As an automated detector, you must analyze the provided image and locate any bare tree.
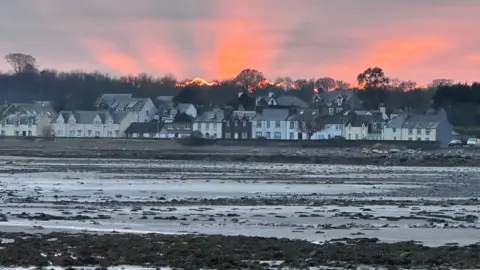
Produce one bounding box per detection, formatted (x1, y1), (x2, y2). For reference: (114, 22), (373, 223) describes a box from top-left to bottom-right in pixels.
(159, 73), (177, 86)
(315, 77), (336, 92)
(5, 53), (37, 74)
(40, 124), (53, 137)
(335, 80), (350, 90)
(299, 116), (325, 140)
(234, 69), (266, 92)
(399, 80), (417, 91)
(429, 79), (454, 89)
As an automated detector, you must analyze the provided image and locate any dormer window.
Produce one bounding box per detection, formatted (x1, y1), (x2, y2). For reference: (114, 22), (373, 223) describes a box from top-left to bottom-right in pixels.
(95, 120), (101, 125)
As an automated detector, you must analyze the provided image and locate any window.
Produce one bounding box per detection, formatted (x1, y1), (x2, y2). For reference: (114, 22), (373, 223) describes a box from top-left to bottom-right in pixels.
(88, 130), (92, 136)
(242, 132), (248, 139)
(290, 121), (295, 129)
(256, 121), (262, 128)
(275, 121), (281, 128)
(289, 132), (294, 140)
(225, 132), (231, 138)
(27, 131), (32, 136)
(408, 128), (413, 135)
(243, 121), (247, 127)
(213, 124), (217, 130)
(417, 137), (421, 141)
(426, 128), (431, 135)
(329, 108), (334, 115)
(77, 130), (82, 136)
(213, 133), (217, 138)
(107, 131), (112, 137)
(226, 121), (230, 127)
(328, 134), (331, 139)
(425, 137), (430, 141)
(348, 134), (351, 140)
(393, 136), (396, 140)
(146, 110), (149, 116)
(266, 121), (271, 128)
(274, 132), (281, 139)
(320, 134), (324, 139)
(355, 134), (359, 140)
(266, 132), (271, 139)
(417, 128), (421, 135)
(115, 130), (119, 136)
(392, 128), (396, 132)
(0, 130), (4, 136)
(206, 123), (209, 129)
(408, 137), (412, 141)
(336, 124), (341, 130)
(95, 131), (100, 137)
(235, 121), (238, 126)
(69, 130), (74, 137)
(256, 131), (262, 138)
(336, 108), (342, 113)
(57, 130), (63, 136)
(95, 120), (101, 125)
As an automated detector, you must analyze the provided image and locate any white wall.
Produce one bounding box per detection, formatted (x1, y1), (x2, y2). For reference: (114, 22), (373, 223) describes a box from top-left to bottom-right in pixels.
(193, 122), (222, 138)
(252, 120), (288, 139)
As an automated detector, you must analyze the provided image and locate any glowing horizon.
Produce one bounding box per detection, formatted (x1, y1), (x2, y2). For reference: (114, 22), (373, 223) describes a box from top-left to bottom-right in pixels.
(1, 0), (479, 85)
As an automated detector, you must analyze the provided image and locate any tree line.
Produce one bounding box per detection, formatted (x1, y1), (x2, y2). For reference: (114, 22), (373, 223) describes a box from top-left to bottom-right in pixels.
(1, 53), (478, 127)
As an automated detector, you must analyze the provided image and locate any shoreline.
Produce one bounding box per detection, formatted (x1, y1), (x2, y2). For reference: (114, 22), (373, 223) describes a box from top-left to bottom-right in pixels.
(0, 147), (476, 167)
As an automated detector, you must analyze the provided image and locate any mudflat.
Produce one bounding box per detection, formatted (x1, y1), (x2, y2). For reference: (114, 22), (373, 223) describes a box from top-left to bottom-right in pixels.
(0, 157), (479, 269)
(0, 138), (478, 166)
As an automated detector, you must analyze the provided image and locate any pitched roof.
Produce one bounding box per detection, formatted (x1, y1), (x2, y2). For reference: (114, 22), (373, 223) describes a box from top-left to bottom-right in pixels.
(287, 109), (320, 121)
(177, 103), (194, 113)
(96, 93), (150, 111)
(125, 122), (162, 134)
(253, 108), (290, 121)
(276, 95), (309, 108)
(195, 109), (224, 122)
(58, 110), (127, 124)
(317, 90), (355, 105)
(11, 101), (56, 118)
(403, 114), (441, 129)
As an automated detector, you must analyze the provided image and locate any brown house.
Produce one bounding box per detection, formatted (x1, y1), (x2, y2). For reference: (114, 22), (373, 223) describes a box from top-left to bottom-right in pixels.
(222, 110), (256, 139)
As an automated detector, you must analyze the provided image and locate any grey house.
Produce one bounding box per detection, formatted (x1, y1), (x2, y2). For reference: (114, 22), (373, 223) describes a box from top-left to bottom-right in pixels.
(383, 109), (453, 147)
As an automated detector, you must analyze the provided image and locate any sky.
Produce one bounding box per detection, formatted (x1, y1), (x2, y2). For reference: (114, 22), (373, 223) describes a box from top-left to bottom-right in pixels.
(0, 0), (479, 85)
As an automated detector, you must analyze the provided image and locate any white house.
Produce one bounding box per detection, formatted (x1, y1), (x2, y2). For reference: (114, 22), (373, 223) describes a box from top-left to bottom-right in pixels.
(252, 108), (290, 139)
(193, 109), (224, 138)
(156, 95), (197, 123)
(53, 110), (133, 138)
(0, 101), (56, 137)
(94, 94), (157, 123)
(311, 115), (344, 140)
(382, 109), (452, 146)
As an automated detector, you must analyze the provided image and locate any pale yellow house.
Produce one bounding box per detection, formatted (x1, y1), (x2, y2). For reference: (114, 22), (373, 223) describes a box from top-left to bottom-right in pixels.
(343, 112), (384, 140)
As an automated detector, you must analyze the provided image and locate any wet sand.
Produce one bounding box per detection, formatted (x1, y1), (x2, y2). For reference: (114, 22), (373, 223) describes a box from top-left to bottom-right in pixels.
(0, 157), (479, 268)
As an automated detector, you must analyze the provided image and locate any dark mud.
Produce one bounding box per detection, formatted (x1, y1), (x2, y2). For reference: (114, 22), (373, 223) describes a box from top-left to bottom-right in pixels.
(0, 232), (479, 269)
(0, 147), (478, 167)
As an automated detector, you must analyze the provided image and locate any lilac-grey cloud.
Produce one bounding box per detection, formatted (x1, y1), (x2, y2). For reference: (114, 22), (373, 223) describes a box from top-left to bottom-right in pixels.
(0, 0), (478, 84)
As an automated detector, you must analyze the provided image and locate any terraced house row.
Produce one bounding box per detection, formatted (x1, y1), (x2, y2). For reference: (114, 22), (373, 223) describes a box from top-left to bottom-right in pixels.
(0, 91), (453, 146)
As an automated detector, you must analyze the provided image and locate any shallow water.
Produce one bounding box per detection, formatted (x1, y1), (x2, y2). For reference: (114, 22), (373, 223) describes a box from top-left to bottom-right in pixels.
(0, 156), (478, 247)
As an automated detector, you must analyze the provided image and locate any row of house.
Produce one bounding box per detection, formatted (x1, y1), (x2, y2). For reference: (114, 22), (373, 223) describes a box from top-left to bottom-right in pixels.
(0, 90), (453, 146)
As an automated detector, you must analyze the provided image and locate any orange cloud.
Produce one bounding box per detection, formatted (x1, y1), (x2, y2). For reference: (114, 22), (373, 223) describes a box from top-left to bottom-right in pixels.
(81, 37), (140, 75)
(370, 38), (450, 68)
(467, 54), (480, 62)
